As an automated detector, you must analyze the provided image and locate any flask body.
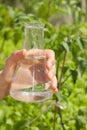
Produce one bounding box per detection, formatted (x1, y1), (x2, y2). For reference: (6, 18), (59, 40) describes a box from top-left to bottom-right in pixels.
(10, 23), (52, 102)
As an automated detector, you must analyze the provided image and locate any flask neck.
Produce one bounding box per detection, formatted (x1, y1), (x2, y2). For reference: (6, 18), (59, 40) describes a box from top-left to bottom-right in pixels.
(23, 23), (44, 50)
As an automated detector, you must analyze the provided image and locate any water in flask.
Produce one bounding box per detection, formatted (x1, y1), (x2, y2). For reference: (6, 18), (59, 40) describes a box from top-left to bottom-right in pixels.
(10, 55), (52, 102)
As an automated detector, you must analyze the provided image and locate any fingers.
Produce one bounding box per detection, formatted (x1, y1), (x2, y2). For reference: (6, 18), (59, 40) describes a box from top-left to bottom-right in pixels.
(45, 49), (55, 70)
(45, 49), (58, 93)
(47, 65), (58, 93)
(45, 49), (55, 58)
(46, 64), (56, 80)
(51, 76), (58, 93)
(6, 49), (26, 67)
(2, 49), (27, 82)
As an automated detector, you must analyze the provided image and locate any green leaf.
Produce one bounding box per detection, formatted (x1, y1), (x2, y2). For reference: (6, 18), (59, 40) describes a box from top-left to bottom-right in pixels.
(62, 41), (70, 52)
(76, 38), (84, 51)
(78, 58), (87, 75)
(63, 66), (69, 75)
(70, 69), (78, 84)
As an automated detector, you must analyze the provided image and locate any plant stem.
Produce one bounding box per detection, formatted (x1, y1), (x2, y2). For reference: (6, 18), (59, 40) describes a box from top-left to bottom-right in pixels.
(58, 51), (67, 89)
(46, 0), (51, 20)
(53, 97), (58, 130)
(53, 50), (67, 130)
(58, 108), (65, 130)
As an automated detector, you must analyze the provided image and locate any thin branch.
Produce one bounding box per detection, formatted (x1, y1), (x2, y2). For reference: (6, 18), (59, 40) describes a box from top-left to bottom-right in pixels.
(46, 0), (51, 20)
(57, 51), (67, 130)
(61, 73), (71, 86)
(54, 50), (67, 130)
(53, 97), (58, 130)
(58, 108), (65, 130)
(56, 57), (59, 80)
(53, 94), (66, 130)
(58, 51), (67, 89)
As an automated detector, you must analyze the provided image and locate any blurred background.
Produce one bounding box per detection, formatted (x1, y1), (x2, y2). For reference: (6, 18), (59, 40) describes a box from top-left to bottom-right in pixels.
(0, 0), (87, 130)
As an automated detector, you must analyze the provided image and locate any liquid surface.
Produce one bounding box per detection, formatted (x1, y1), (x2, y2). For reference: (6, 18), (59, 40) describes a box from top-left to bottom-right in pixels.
(10, 55), (52, 102)
(10, 90), (52, 102)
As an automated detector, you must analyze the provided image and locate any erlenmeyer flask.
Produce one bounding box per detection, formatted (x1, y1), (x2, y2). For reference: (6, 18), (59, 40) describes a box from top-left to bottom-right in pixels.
(10, 23), (53, 102)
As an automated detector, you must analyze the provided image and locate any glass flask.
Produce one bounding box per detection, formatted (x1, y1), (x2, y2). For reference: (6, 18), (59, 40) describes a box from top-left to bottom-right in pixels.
(10, 23), (53, 102)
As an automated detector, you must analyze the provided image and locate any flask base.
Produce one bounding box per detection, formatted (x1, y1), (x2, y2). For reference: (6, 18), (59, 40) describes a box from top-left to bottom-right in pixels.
(10, 90), (53, 103)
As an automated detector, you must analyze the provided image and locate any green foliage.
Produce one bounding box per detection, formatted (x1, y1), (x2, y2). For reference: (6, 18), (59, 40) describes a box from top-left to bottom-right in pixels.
(0, 0), (87, 130)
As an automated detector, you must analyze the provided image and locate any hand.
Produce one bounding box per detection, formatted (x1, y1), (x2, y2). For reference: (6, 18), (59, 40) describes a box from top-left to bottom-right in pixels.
(0, 49), (26, 99)
(0, 49), (58, 99)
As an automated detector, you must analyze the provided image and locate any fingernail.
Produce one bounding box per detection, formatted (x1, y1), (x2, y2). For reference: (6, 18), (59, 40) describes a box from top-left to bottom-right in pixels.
(52, 87), (58, 93)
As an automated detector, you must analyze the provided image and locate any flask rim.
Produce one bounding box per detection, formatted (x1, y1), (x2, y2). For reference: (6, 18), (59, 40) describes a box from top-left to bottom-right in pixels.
(24, 23), (44, 29)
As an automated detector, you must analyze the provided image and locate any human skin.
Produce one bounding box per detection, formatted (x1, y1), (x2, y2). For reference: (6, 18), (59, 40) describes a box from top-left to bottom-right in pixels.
(0, 49), (58, 100)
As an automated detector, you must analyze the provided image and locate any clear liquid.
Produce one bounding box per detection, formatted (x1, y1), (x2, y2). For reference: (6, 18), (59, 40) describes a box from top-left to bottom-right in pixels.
(10, 55), (52, 102)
